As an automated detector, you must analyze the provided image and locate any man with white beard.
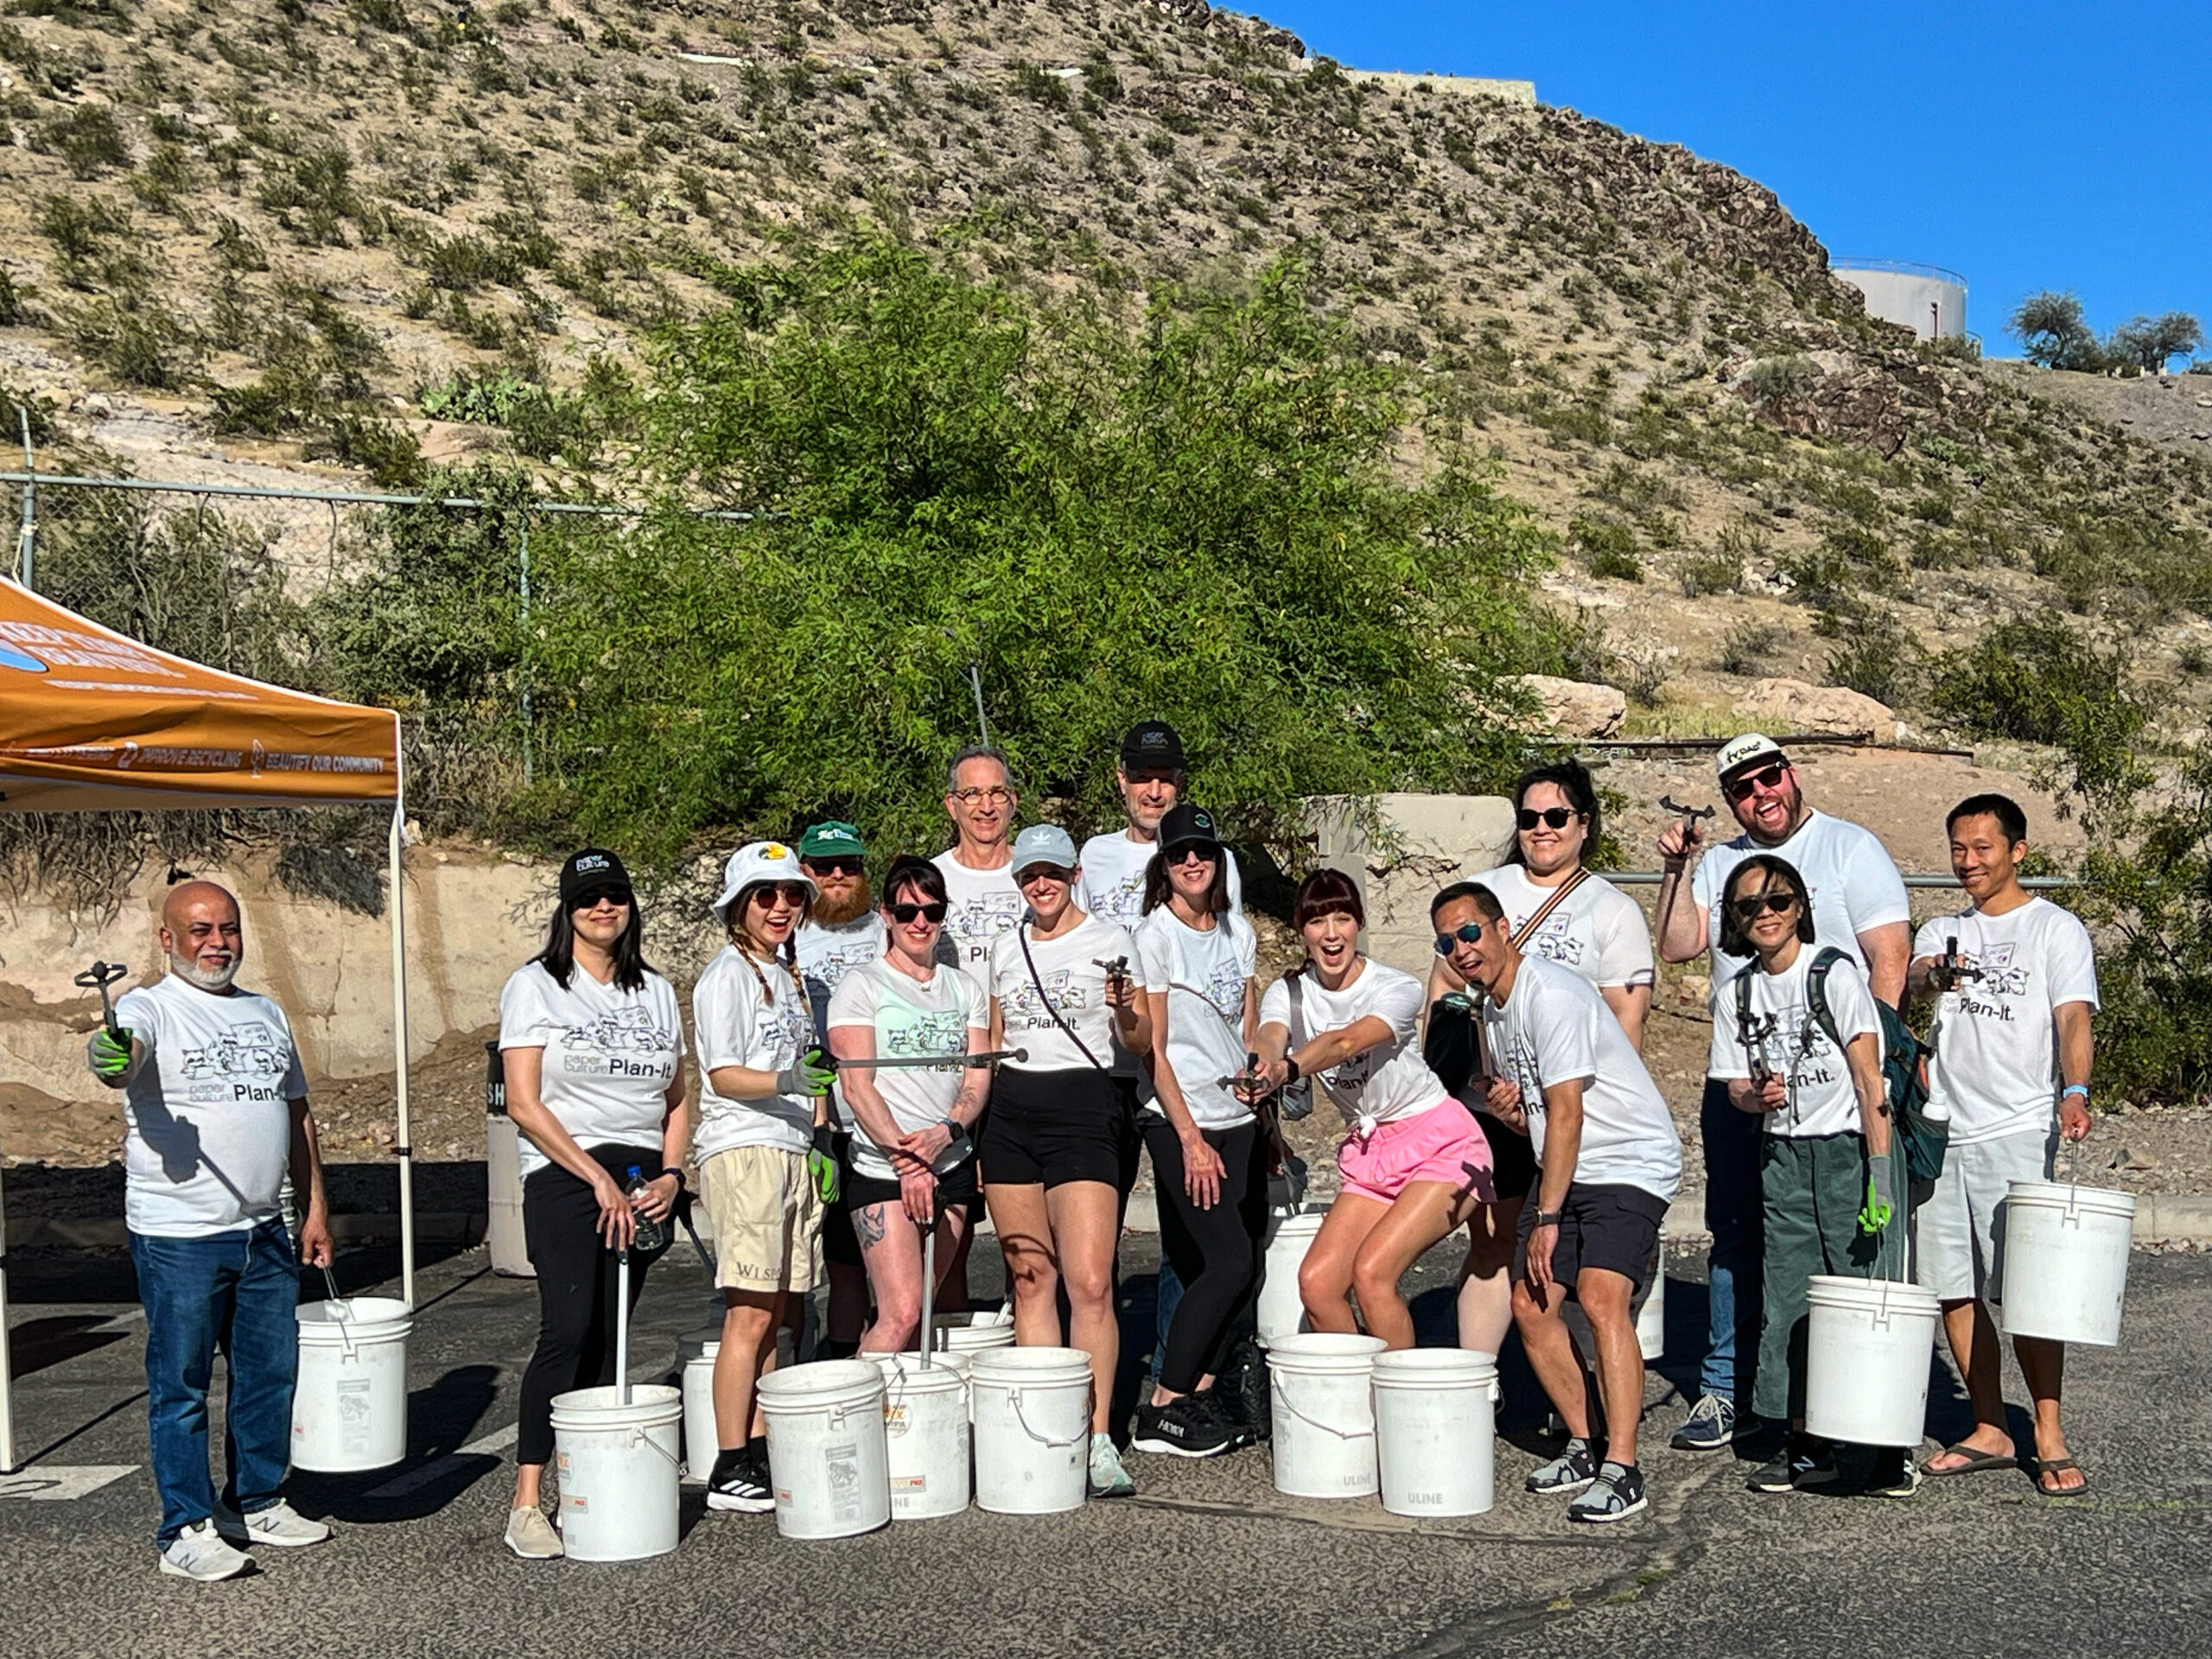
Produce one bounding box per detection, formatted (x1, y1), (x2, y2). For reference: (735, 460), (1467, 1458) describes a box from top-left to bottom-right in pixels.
(87, 880), (335, 1580)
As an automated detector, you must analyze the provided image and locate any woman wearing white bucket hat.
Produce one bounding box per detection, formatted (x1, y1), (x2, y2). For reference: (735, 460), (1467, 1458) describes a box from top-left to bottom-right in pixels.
(693, 840), (836, 1515)
(984, 823), (1150, 1497)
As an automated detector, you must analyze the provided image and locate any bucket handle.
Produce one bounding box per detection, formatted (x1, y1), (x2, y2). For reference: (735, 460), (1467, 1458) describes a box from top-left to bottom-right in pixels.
(627, 1426), (682, 1468)
(1006, 1385), (1088, 1450)
(1272, 1376), (1372, 1442)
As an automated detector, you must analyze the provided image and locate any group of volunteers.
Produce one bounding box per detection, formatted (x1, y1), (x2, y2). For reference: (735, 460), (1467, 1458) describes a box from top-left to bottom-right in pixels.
(87, 721), (2104, 1578)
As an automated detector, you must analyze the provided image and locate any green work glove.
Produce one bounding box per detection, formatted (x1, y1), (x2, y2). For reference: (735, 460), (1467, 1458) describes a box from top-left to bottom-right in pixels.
(1859, 1152), (1896, 1236)
(86, 1027), (134, 1079)
(774, 1046), (836, 1098)
(807, 1122), (841, 1206)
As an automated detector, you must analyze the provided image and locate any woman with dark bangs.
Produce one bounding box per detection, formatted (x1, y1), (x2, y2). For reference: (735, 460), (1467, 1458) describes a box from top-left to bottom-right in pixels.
(1250, 868), (1492, 1350)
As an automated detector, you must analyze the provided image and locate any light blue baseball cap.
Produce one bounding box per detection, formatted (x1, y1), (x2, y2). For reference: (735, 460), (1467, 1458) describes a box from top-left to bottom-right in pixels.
(1010, 823), (1078, 877)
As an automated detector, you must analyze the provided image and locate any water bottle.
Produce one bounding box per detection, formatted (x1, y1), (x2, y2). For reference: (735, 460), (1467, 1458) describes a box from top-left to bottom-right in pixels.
(625, 1166), (670, 1255)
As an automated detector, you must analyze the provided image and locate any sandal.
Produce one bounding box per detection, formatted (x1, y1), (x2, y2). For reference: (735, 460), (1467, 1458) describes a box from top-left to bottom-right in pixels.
(2033, 1456), (2091, 1497)
(1921, 1441), (2018, 1478)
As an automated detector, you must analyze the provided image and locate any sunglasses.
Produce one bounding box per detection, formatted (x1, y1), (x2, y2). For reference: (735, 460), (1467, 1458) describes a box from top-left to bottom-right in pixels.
(1166, 843), (1218, 866)
(804, 858), (866, 878)
(748, 882), (812, 908)
(1433, 920), (1487, 954)
(1723, 762), (1789, 802)
(1516, 805), (1581, 831)
(1731, 890), (1799, 919)
(888, 901), (950, 924)
(570, 887), (632, 910)
(1018, 864), (1075, 886)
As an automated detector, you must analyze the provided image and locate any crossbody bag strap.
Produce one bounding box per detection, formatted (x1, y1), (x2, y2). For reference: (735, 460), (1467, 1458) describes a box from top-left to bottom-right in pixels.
(1510, 866), (1590, 949)
(1019, 923), (1107, 1073)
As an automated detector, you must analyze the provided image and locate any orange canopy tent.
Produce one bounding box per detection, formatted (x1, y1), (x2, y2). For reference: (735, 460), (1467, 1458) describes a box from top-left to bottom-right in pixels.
(0, 578), (419, 1471)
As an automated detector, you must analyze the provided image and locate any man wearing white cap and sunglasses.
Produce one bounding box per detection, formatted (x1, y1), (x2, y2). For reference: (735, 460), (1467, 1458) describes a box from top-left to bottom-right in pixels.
(1654, 734), (1910, 1456)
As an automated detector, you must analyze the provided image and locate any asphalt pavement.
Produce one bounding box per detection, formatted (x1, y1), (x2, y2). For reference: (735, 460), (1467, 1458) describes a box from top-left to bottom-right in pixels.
(2, 1236), (2207, 1659)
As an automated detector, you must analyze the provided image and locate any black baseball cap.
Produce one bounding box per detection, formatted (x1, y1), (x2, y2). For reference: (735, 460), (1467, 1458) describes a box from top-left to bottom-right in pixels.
(1158, 803), (1222, 854)
(1121, 720), (1187, 772)
(559, 848), (634, 906)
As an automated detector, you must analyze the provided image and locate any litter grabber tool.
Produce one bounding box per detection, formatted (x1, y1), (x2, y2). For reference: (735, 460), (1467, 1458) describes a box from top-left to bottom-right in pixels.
(1659, 795), (1717, 829)
(79, 959), (135, 1078)
(919, 1222), (937, 1372)
(831, 1048), (1027, 1071)
(74, 959), (129, 1038)
(1217, 1051), (1268, 1096)
(676, 1190), (717, 1276)
(616, 1245), (632, 1406)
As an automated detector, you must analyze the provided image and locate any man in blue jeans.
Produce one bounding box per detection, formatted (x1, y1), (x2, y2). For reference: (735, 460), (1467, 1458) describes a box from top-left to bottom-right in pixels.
(1653, 736), (1909, 1451)
(91, 880), (336, 1580)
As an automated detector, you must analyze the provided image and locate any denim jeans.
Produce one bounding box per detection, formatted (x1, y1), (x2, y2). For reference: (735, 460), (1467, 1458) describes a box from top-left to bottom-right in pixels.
(1150, 1255), (1185, 1384)
(129, 1218), (300, 1547)
(1699, 1078), (1764, 1405)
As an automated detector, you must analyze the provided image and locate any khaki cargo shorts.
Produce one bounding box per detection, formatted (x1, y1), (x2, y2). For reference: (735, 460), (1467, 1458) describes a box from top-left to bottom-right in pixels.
(699, 1143), (822, 1294)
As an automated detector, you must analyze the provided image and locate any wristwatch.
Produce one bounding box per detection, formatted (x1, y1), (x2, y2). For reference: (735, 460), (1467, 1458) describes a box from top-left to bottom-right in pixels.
(939, 1116), (961, 1137)
(1284, 1056), (1302, 1085)
(658, 1166), (684, 1189)
(1533, 1210), (1564, 1228)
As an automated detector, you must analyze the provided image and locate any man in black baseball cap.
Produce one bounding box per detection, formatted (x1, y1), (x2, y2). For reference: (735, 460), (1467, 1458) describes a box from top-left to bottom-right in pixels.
(1077, 723), (1243, 931)
(559, 849), (634, 908)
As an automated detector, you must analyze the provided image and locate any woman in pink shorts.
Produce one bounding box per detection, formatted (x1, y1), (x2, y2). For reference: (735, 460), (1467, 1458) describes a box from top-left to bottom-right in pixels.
(1249, 869), (1494, 1349)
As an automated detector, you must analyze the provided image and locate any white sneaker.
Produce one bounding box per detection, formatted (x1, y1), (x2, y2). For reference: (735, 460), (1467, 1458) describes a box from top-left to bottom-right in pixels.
(160, 1519), (254, 1581)
(234, 1500), (333, 1548)
(504, 1506), (564, 1560)
(1088, 1432), (1136, 1499)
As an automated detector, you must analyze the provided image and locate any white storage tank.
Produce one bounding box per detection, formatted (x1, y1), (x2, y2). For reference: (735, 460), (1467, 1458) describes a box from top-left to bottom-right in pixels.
(1834, 259), (1967, 341)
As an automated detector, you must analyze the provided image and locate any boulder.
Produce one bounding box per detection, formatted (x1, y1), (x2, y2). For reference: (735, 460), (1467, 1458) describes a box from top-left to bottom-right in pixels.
(1736, 677), (1898, 742)
(1516, 674), (1626, 738)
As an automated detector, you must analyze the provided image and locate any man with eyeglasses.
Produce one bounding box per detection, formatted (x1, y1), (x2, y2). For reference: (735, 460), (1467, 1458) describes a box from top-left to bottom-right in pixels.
(1655, 733), (1910, 1454)
(1445, 884), (1681, 1523)
(935, 745), (1026, 997)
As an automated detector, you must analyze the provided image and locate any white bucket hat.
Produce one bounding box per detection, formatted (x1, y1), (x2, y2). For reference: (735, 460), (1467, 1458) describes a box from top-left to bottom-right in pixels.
(712, 840), (817, 919)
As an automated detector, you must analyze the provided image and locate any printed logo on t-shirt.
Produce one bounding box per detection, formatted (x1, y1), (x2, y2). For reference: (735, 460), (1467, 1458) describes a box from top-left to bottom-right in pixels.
(1002, 969), (1090, 1028)
(803, 937), (880, 998)
(1092, 874), (1145, 929)
(1200, 960), (1245, 1022)
(179, 1022), (291, 1103)
(1498, 1035), (1545, 1122)
(1742, 1000), (1840, 1099)
(1954, 942), (2031, 1018)
(881, 1006), (968, 1059)
(948, 893), (1025, 963)
(1527, 912), (1586, 969)
(555, 1005), (681, 1082)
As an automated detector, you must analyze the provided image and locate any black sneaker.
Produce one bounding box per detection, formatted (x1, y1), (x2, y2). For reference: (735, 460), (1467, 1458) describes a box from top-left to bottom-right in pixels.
(1567, 1460), (1649, 1524)
(1205, 1376), (1266, 1447)
(706, 1444), (774, 1514)
(1525, 1437), (1600, 1495)
(1129, 1395), (1239, 1459)
(1747, 1436), (1831, 1494)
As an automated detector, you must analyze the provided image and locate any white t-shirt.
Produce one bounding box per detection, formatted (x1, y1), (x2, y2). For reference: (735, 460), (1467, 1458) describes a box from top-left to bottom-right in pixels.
(933, 849), (1024, 994)
(1479, 955), (1681, 1202)
(796, 914), (881, 1123)
(1136, 907), (1257, 1131)
(1259, 958), (1451, 1134)
(115, 974), (308, 1239)
(1709, 950), (1881, 1139)
(827, 957), (989, 1180)
(1466, 864), (1654, 990)
(1916, 899), (2100, 1146)
(988, 912), (1139, 1073)
(499, 962), (683, 1178)
(1076, 830), (1245, 932)
(1691, 810), (1909, 1073)
(691, 946), (816, 1163)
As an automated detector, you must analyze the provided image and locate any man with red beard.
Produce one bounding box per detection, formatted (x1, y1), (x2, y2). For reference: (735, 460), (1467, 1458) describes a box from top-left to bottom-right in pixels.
(795, 821), (879, 1357)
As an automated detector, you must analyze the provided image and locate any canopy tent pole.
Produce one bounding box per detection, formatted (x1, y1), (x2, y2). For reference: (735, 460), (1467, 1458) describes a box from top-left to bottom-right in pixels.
(390, 737), (416, 1311)
(1, 1147), (17, 1472)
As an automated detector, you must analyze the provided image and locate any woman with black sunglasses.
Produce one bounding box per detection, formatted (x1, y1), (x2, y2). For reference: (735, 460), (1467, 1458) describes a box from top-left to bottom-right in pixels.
(1426, 760), (1654, 1362)
(826, 855), (992, 1355)
(498, 849), (686, 1560)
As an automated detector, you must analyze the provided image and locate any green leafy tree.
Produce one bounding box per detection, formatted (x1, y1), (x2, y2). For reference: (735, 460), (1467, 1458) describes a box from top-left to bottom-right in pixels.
(2008, 290), (2102, 371)
(2108, 311), (2203, 374)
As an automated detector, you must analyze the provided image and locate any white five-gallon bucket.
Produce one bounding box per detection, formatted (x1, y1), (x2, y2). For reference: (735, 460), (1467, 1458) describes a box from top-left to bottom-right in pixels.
(1257, 1210), (1327, 1344)
(1803, 1275), (1941, 1447)
(1372, 1349), (1498, 1517)
(870, 1351), (973, 1520)
(969, 1346), (1091, 1516)
(933, 1308), (1018, 1357)
(757, 1360), (891, 1540)
(679, 1336), (722, 1484)
(549, 1383), (683, 1562)
(292, 1297), (413, 1473)
(1999, 1181), (2137, 1347)
(1267, 1332), (1386, 1498)
(1635, 1260), (1666, 1362)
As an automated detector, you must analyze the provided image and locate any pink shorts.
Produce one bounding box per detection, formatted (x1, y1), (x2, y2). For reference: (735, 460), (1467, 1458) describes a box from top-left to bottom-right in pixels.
(1337, 1102), (1495, 1207)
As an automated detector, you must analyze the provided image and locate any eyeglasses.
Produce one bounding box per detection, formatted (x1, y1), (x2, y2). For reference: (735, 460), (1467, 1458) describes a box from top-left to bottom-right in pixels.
(1166, 844), (1217, 866)
(888, 901), (950, 924)
(1018, 865), (1075, 886)
(804, 858), (865, 878)
(1516, 806), (1580, 831)
(748, 882), (811, 908)
(1731, 890), (1799, 919)
(570, 887), (632, 910)
(1723, 762), (1789, 802)
(1433, 921), (1486, 954)
(950, 786), (1014, 806)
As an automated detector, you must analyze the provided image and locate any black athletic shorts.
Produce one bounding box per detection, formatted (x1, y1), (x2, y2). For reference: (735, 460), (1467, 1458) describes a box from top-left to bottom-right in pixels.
(842, 1154), (982, 1216)
(821, 1131), (861, 1267)
(1513, 1180), (1668, 1295)
(1471, 1105), (1538, 1201)
(979, 1066), (1124, 1189)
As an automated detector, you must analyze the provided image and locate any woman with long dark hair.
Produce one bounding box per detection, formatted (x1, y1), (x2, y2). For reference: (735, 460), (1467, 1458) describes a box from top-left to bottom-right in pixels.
(1254, 869), (1491, 1349)
(1427, 760), (1655, 1360)
(498, 849), (686, 1560)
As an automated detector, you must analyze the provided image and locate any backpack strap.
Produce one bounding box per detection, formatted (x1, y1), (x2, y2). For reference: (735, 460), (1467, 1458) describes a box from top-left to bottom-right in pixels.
(1803, 947), (1849, 1054)
(1732, 965), (1758, 1046)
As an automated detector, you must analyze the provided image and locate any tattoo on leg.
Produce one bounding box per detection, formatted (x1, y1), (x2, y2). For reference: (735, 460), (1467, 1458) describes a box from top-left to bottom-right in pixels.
(856, 1205), (887, 1248)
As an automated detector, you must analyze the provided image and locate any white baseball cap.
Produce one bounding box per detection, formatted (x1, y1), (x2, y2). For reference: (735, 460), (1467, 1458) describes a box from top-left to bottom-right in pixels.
(1715, 732), (1788, 782)
(712, 840), (817, 918)
(1010, 823), (1078, 877)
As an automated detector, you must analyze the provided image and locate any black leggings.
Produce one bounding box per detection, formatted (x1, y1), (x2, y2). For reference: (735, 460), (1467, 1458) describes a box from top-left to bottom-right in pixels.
(1144, 1117), (1268, 1395)
(516, 1144), (670, 1467)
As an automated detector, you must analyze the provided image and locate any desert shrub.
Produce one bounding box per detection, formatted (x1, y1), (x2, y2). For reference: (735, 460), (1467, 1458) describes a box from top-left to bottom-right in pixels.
(1679, 545), (1744, 597)
(1571, 514), (1642, 582)
(1927, 612), (2143, 798)
(1823, 606), (1918, 706)
(1717, 619), (1781, 677)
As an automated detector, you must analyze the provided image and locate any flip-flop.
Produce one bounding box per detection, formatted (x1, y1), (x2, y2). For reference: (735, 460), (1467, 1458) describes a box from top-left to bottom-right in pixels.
(2032, 1456), (2091, 1497)
(1921, 1441), (2018, 1477)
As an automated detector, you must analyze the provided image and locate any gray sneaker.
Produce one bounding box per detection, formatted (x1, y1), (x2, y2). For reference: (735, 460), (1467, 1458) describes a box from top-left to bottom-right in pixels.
(1525, 1437), (1599, 1495)
(1088, 1432), (1136, 1498)
(1670, 1392), (1737, 1452)
(159, 1519), (253, 1581)
(1568, 1461), (1649, 1524)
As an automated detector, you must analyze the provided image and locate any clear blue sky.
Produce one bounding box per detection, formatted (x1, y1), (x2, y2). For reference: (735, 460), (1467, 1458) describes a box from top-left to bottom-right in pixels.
(1255, 1), (2211, 355)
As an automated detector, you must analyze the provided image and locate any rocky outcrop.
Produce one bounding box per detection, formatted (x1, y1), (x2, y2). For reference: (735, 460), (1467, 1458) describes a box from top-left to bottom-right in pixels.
(1153, 1), (1306, 61)
(1736, 677), (1898, 742)
(1516, 674), (1627, 738)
